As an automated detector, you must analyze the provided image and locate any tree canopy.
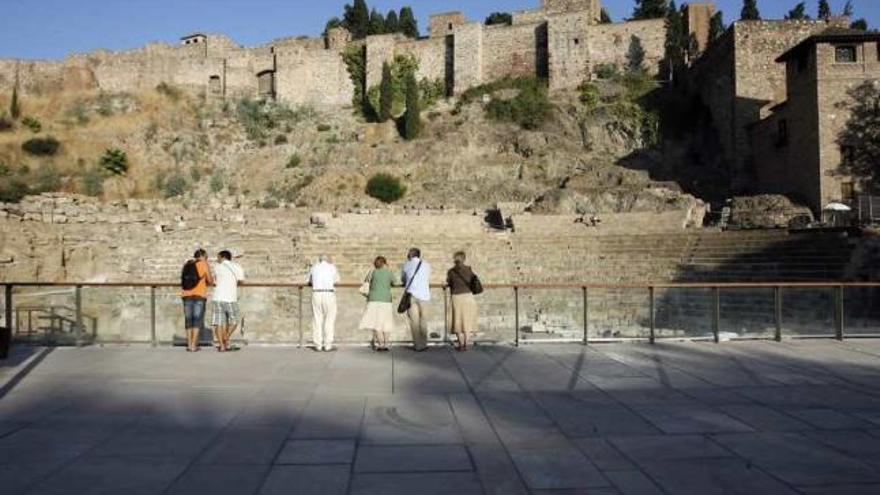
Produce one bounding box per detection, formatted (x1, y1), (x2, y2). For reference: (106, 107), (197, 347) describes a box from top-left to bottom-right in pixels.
(785, 2), (810, 20)
(741, 0), (761, 20)
(328, 2), (419, 40)
(632, 0), (668, 20)
(485, 12), (512, 26)
(836, 82), (880, 191)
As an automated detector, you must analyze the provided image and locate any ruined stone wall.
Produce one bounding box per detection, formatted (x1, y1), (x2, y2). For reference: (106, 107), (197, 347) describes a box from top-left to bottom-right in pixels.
(548, 16), (665, 91)
(684, 3), (716, 54)
(275, 45), (354, 107)
(364, 35), (446, 90)
(481, 23), (544, 82)
(453, 23), (483, 94)
(687, 28), (736, 173)
(429, 12), (467, 38)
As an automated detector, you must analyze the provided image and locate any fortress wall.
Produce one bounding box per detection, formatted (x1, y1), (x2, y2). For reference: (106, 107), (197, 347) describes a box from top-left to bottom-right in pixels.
(481, 23), (544, 81)
(452, 23), (484, 94)
(275, 47), (354, 106)
(395, 37), (447, 83)
(365, 35), (396, 89)
(548, 16), (665, 91)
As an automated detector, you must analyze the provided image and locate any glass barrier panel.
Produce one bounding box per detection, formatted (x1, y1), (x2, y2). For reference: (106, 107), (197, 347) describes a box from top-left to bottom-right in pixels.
(11, 286), (78, 345)
(589, 288), (651, 340)
(653, 287), (713, 340)
(236, 286), (302, 345)
(719, 288), (775, 339)
(471, 287), (515, 344)
(81, 286), (152, 344)
(517, 288), (584, 343)
(843, 287), (880, 337)
(781, 288), (834, 337)
(155, 287), (187, 345)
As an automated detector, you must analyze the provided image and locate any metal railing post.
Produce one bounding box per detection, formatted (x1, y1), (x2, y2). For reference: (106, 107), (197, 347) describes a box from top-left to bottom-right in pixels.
(582, 287), (589, 346)
(514, 286), (520, 347)
(4, 284), (12, 335)
(150, 286), (157, 347)
(75, 285), (83, 347)
(774, 286), (783, 342)
(443, 287), (449, 345)
(712, 287), (720, 344)
(835, 285), (844, 341)
(298, 286), (304, 348)
(649, 286), (655, 344)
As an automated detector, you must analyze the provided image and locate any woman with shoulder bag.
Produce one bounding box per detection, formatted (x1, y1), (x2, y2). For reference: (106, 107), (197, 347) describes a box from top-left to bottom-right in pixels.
(358, 256), (396, 352)
(446, 251), (481, 352)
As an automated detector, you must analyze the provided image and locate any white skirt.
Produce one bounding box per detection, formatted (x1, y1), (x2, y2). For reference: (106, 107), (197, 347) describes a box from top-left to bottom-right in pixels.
(359, 302), (395, 333)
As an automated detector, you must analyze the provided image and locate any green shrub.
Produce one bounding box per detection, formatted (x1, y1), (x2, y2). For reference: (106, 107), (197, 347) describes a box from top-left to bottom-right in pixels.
(190, 166), (202, 183)
(578, 82), (600, 112)
(100, 148), (128, 176)
(34, 163), (62, 192)
(235, 98), (312, 140)
(156, 82), (182, 101)
(366, 173), (406, 203)
(162, 172), (188, 198)
(81, 167), (104, 197)
(316, 124), (332, 132)
(419, 78), (446, 107)
(10, 86), (21, 119)
(260, 198), (280, 209)
(286, 153), (302, 169)
(209, 170), (225, 193)
(484, 78), (553, 130)
(66, 102), (90, 125)
(22, 136), (60, 156)
(0, 179), (29, 203)
(274, 134), (288, 145)
(0, 113), (13, 132)
(22, 116), (41, 133)
(595, 63), (619, 80)
(0, 163), (9, 176)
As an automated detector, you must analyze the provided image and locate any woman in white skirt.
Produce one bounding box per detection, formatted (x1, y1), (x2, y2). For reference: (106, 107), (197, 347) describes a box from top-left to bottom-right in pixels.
(446, 251), (479, 352)
(359, 256), (396, 352)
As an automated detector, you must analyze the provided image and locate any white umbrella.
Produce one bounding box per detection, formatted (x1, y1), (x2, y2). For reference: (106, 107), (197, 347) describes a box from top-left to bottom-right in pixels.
(824, 202), (852, 212)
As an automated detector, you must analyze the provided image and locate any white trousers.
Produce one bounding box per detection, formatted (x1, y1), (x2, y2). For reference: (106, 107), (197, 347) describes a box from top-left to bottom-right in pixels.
(312, 292), (337, 349)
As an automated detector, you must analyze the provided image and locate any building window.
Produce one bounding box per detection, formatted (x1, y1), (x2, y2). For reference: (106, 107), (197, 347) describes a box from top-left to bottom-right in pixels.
(841, 182), (855, 202)
(574, 38), (580, 45)
(796, 52), (808, 73)
(835, 45), (857, 63)
(776, 119), (789, 147)
(209, 75), (221, 95)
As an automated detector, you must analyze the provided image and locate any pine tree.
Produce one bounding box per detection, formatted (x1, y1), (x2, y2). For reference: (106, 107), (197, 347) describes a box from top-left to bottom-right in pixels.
(399, 7), (419, 38)
(709, 12), (726, 43)
(632, 0), (668, 20)
(842, 1), (854, 17)
(818, 0), (831, 20)
(600, 8), (612, 24)
(485, 12), (512, 26)
(10, 85), (20, 120)
(403, 70), (421, 140)
(785, 3), (809, 20)
(627, 36), (647, 74)
(741, 0), (761, 20)
(368, 8), (386, 36)
(324, 17), (343, 35)
(343, 0), (370, 39)
(664, 1), (685, 81)
(378, 61), (393, 123)
(385, 10), (399, 33)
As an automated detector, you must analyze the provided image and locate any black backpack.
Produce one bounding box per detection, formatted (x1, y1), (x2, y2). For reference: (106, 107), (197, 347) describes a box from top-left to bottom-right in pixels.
(181, 260), (202, 290)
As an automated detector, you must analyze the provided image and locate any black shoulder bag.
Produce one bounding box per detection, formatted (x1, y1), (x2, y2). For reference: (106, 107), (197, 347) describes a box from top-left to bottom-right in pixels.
(453, 267), (484, 295)
(397, 261), (423, 314)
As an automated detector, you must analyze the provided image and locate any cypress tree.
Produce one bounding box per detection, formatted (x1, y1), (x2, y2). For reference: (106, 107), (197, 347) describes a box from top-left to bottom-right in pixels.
(378, 61), (393, 123)
(709, 12), (726, 43)
(818, 0), (831, 20)
(403, 71), (421, 140)
(851, 18), (868, 30)
(627, 36), (647, 74)
(10, 85), (20, 120)
(600, 8), (612, 24)
(785, 3), (809, 20)
(343, 0), (370, 39)
(741, 0), (761, 20)
(632, 0), (668, 20)
(385, 10), (399, 33)
(368, 8), (386, 36)
(399, 7), (419, 38)
(485, 12), (513, 26)
(843, 1), (854, 17)
(664, 1), (685, 81)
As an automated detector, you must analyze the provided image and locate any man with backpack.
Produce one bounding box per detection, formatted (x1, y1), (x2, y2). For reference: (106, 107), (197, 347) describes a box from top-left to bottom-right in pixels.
(180, 249), (214, 352)
(212, 250), (245, 352)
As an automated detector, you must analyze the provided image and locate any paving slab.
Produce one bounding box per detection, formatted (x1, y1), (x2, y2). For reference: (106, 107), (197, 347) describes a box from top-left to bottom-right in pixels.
(574, 438), (637, 471)
(26, 457), (186, 495)
(165, 465), (270, 495)
(350, 472), (483, 495)
(259, 465), (350, 495)
(609, 435), (733, 463)
(717, 404), (814, 432)
(276, 439), (356, 464)
(196, 427), (288, 465)
(633, 405), (754, 434)
(604, 470), (665, 495)
(639, 457), (800, 495)
(509, 445), (610, 490)
(354, 445), (472, 473)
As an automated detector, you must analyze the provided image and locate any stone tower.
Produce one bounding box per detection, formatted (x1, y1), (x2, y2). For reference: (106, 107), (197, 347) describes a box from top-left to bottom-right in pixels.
(542, 0), (602, 22)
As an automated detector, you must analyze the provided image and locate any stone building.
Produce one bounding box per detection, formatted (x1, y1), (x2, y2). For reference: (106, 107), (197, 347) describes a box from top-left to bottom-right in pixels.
(0, 0), (712, 106)
(750, 29), (880, 214)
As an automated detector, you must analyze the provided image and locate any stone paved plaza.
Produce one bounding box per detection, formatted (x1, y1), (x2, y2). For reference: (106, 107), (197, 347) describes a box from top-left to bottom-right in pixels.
(2, 341), (880, 494)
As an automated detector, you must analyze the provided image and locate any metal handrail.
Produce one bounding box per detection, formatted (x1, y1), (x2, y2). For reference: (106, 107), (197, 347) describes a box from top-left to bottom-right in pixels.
(5, 281), (880, 289)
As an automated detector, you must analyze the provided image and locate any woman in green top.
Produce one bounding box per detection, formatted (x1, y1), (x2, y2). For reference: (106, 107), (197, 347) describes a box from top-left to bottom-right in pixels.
(358, 256), (397, 351)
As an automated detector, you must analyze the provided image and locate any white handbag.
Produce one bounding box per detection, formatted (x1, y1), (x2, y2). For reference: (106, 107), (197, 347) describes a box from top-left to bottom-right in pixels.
(359, 270), (373, 298)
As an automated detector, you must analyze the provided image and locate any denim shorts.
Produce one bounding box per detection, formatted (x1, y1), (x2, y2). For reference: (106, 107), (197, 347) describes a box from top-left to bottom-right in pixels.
(182, 297), (206, 329)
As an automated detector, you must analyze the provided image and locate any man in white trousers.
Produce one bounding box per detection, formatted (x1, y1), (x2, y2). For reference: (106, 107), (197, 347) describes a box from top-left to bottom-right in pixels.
(308, 254), (340, 352)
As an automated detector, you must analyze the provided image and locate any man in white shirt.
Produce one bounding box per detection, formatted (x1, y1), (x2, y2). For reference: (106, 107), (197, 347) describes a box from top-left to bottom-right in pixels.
(401, 248), (431, 351)
(212, 250), (245, 352)
(309, 254), (340, 352)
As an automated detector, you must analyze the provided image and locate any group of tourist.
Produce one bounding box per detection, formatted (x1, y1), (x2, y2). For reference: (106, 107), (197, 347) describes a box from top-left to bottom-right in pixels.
(179, 247), (481, 352)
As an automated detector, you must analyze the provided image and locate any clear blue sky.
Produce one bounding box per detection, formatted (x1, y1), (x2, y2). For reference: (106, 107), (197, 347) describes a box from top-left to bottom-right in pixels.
(0, 0), (877, 60)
